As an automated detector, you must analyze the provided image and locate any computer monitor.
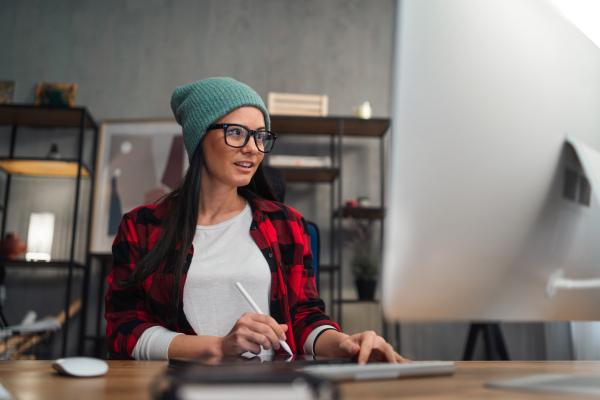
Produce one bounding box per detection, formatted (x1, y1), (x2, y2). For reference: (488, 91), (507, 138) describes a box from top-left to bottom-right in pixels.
(382, 0), (600, 322)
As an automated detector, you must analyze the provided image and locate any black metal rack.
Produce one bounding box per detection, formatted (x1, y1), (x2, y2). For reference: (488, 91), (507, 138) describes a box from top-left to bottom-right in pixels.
(0, 104), (98, 357)
(269, 115), (389, 326)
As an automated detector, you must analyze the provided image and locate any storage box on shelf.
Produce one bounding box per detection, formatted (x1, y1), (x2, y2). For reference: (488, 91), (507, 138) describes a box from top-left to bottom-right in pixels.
(0, 104), (98, 358)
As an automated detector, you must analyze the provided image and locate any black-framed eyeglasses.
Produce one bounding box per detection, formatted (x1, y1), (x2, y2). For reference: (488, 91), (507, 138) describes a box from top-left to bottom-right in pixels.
(207, 123), (277, 153)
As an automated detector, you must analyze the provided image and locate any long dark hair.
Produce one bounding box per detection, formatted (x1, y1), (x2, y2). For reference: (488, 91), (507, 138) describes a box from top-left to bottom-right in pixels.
(127, 139), (279, 325)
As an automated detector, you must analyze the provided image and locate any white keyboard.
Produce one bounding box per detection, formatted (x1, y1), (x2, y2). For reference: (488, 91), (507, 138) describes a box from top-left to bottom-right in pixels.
(299, 361), (456, 382)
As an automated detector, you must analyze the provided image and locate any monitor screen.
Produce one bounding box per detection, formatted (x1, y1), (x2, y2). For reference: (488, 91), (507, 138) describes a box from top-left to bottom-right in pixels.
(382, 0), (600, 322)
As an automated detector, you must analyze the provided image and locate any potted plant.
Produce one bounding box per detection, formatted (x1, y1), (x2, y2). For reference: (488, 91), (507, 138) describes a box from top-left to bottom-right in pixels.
(351, 246), (379, 301)
(349, 217), (379, 301)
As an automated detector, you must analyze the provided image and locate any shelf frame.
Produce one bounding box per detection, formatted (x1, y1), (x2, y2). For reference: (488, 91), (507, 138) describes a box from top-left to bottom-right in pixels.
(0, 159), (92, 178)
(0, 104), (97, 129)
(0, 259), (86, 269)
(340, 206), (385, 219)
(278, 167), (339, 183)
(0, 104), (99, 358)
(270, 115), (390, 137)
(269, 115), (390, 325)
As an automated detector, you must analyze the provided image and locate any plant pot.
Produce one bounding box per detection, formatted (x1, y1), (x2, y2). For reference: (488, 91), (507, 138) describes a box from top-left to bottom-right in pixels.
(355, 279), (377, 301)
(0, 233), (26, 260)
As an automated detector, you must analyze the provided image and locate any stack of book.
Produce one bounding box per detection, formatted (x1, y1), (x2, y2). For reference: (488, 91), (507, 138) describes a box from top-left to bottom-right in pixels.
(268, 155), (332, 168)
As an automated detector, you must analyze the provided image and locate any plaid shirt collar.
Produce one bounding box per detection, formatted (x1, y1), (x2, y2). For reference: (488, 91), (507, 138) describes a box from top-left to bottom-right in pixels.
(152, 195), (280, 221)
(249, 197), (280, 216)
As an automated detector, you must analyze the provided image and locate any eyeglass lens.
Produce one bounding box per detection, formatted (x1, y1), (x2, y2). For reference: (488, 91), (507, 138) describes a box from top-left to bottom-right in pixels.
(224, 125), (275, 152)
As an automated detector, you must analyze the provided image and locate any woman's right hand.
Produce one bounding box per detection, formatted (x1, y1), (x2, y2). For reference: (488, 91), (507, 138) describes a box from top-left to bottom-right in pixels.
(221, 312), (289, 356)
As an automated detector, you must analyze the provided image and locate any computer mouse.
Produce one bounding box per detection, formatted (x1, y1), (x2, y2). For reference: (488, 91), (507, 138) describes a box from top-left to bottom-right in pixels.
(52, 357), (109, 377)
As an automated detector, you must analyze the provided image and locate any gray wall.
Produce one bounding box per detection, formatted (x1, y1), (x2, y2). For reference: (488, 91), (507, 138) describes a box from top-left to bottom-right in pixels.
(1, 0), (394, 121)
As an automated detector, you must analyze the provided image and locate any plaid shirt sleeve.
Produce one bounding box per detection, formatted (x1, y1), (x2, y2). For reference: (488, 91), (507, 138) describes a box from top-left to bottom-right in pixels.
(251, 200), (340, 353)
(104, 205), (172, 360)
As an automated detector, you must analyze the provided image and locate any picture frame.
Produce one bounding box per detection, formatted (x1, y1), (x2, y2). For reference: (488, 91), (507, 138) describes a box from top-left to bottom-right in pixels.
(35, 82), (77, 107)
(90, 119), (186, 253)
(0, 81), (15, 104)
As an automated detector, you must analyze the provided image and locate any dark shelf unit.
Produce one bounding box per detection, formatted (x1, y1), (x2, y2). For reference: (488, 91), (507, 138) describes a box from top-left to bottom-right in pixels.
(87, 252), (113, 358)
(279, 167), (338, 183)
(0, 105), (97, 128)
(338, 299), (381, 304)
(269, 115), (389, 325)
(341, 206), (385, 220)
(0, 104), (99, 357)
(0, 158), (93, 178)
(0, 259), (86, 269)
(271, 115), (390, 137)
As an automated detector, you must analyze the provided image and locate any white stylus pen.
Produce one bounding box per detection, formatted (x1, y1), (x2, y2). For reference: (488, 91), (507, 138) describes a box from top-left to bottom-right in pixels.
(235, 282), (293, 356)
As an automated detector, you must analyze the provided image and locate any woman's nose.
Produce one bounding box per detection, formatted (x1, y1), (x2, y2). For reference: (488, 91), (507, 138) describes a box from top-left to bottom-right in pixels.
(241, 134), (259, 153)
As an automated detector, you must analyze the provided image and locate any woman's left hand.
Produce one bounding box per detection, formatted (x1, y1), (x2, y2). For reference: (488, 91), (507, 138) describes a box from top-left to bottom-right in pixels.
(315, 329), (408, 364)
(337, 330), (408, 364)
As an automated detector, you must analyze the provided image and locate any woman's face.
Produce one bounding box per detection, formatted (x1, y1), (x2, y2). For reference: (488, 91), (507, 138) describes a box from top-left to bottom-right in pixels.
(201, 106), (265, 191)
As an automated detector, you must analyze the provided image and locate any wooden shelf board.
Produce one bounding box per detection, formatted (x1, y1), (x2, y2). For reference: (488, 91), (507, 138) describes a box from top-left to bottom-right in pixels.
(89, 253), (113, 262)
(279, 167), (338, 182)
(335, 298), (380, 304)
(340, 207), (385, 219)
(319, 264), (340, 272)
(270, 115), (390, 137)
(343, 118), (390, 136)
(0, 104), (97, 129)
(0, 259), (85, 269)
(0, 159), (90, 177)
(271, 116), (339, 135)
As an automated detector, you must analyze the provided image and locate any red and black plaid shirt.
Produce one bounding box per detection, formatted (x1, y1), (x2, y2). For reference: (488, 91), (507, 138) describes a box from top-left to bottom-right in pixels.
(105, 197), (339, 359)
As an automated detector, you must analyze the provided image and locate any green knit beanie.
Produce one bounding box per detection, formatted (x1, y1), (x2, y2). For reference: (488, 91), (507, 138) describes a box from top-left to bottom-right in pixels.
(171, 77), (271, 159)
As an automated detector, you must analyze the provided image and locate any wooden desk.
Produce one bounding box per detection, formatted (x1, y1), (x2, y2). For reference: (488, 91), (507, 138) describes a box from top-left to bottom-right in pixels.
(0, 361), (599, 399)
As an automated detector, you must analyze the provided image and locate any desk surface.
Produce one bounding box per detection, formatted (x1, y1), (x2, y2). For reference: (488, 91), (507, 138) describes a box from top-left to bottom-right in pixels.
(0, 360), (599, 399)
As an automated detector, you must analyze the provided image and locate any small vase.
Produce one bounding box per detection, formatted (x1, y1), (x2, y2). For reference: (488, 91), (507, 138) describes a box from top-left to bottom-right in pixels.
(355, 279), (377, 301)
(0, 233), (26, 260)
(46, 143), (62, 160)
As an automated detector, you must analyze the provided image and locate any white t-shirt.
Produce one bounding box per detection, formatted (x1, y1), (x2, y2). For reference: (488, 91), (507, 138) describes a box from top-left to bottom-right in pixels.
(184, 203), (272, 355)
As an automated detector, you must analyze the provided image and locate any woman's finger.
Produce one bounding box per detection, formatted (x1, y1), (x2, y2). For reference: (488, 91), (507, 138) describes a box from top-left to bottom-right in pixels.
(346, 331), (407, 364)
(236, 336), (263, 355)
(248, 313), (287, 340)
(246, 314), (286, 348)
(242, 327), (278, 350)
(338, 336), (360, 357)
(377, 339), (397, 363)
(356, 332), (376, 364)
(222, 328), (263, 356)
(223, 313), (283, 355)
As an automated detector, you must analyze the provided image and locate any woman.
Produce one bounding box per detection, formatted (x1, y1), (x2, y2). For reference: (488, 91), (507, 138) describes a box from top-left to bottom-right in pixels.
(105, 77), (404, 363)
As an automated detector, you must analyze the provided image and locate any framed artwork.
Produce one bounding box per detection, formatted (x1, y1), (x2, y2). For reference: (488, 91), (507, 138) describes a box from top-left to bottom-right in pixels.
(91, 119), (187, 253)
(0, 81), (15, 104)
(35, 82), (77, 107)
